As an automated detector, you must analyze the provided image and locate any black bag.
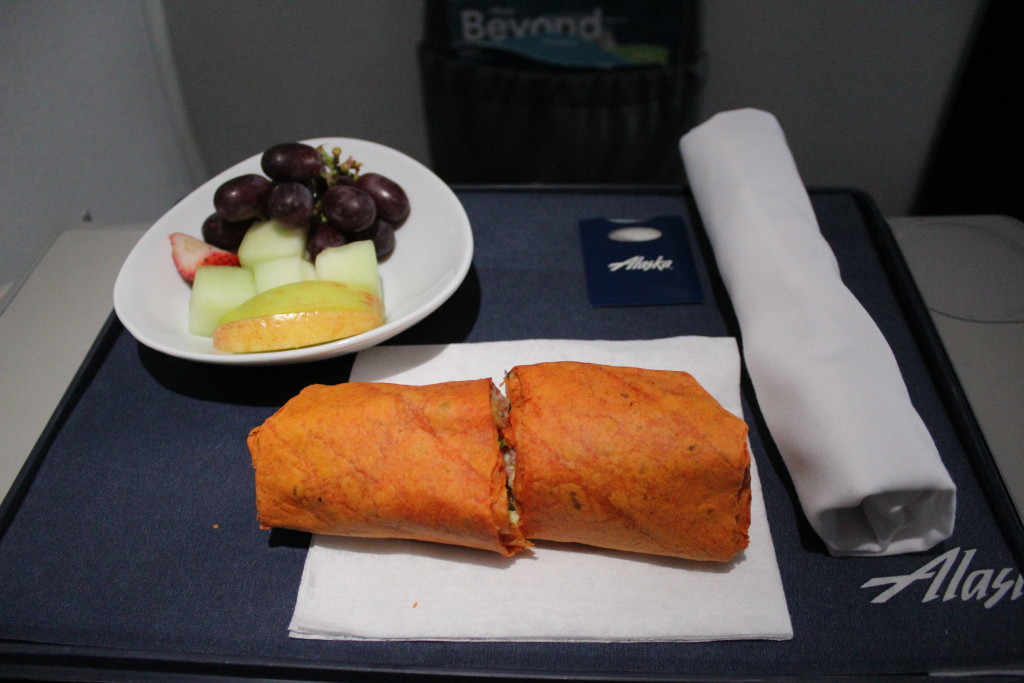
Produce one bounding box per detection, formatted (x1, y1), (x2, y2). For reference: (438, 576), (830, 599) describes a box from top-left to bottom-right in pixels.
(419, 1), (705, 185)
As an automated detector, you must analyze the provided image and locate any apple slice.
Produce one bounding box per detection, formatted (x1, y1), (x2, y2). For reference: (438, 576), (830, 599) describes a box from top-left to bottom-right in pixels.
(252, 255), (316, 293)
(212, 280), (384, 353)
(236, 219), (306, 268)
(189, 265), (256, 336)
(314, 240), (381, 299)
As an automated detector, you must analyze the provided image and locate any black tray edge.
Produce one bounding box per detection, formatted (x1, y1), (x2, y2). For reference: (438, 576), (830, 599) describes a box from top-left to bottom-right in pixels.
(849, 188), (1024, 567)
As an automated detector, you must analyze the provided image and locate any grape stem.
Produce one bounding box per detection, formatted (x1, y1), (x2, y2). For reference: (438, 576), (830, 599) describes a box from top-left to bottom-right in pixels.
(318, 145), (363, 187)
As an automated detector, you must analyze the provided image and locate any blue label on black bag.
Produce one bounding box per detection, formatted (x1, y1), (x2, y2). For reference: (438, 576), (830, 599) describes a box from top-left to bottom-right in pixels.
(579, 215), (703, 307)
(444, 1), (687, 68)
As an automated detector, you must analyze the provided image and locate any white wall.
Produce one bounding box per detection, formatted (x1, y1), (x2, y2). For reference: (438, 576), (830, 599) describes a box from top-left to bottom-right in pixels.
(163, 0), (981, 216)
(697, 0), (981, 219)
(0, 0), (983, 312)
(161, 0), (430, 178)
(0, 1), (199, 311)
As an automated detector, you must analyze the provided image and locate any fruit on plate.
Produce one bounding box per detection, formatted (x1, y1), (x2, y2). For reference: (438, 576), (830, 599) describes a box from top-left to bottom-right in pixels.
(261, 142), (324, 183)
(266, 181), (315, 228)
(205, 142), (408, 256)
(354, 172), (410, 224)
(252, 255), (316, 293)
(213, 174), (273, 222)
(201, 213), (251, 252)
(370, 218), (396, 259)
(236, 219), (306, 268)
(208, 142), (409, 264)
(212, 280), (384, 353)
(188, 265), (256, 336)
(169, 140), (412, 352)
(306, 217), (348, 261)
(314, 240), (381, 299)
(181, 225), (384, 351)
(170, 233), (241, 283)
(322, 184), (377, 235)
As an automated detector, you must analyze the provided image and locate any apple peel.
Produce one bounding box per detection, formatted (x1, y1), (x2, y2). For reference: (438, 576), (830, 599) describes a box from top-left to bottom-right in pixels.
(212, 280), (384, 353)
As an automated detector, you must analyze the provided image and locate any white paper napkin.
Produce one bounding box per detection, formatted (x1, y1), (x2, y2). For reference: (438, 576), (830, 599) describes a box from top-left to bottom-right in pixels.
(289, 336), (792, 642)
(680, 108), (956, 556)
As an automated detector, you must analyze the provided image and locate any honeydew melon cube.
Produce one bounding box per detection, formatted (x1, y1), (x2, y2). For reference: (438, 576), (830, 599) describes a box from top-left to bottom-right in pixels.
(252, 255), (316, 293)
(189, 265), (256, 336)
(237, 219), (306, 268)
(314, 240), (381, 299)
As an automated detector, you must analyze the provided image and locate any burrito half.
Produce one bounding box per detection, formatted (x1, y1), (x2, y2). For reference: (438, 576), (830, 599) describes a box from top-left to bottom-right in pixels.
(504, 362), (751, 562)
(247, 379), (530, 556)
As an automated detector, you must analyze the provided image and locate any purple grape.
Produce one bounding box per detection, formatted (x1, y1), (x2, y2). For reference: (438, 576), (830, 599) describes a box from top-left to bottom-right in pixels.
(261, 142), (323, 183)
(201, 213), (251, 252)
(355, 173), (410, 225)
(213, 174), (271, 222)
(322, 185), (377, 234)
(371, 218), (396, 259)
(309, 173), (327, 200)
(306, 218), (349, 261)
(267, 181), (314, 228)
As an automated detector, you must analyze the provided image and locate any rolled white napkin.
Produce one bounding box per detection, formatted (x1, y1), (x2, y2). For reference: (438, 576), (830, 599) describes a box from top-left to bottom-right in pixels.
(679, 108), (956, 556)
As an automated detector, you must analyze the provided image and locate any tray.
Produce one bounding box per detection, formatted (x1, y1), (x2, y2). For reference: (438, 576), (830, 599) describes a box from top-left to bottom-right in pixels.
(1, 187), (1022, 680)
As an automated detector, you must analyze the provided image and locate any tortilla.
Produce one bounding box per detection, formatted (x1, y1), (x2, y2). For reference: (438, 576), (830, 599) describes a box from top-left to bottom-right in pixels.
(503, 362), (751, 562)
(247, 379), (530, 556)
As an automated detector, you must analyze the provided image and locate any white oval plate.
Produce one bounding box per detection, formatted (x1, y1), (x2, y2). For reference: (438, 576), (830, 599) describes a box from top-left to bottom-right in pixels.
(113, 138), (473, 365)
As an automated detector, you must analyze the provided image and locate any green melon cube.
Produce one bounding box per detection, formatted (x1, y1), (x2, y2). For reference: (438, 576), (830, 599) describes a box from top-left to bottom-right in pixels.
(252, 255), (316, 293)
(237, 219), (306, 268)
(314, 240), (381, 299)
(189, 265), (256, 336)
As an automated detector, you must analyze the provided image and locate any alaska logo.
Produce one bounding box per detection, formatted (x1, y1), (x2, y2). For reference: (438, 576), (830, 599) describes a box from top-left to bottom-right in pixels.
(861, 547), (1023, 609)
(607, 255), (674, 272)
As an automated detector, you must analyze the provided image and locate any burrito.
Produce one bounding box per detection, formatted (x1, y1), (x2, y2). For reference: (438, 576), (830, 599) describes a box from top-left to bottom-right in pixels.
(503, 362), (751, 562)
(248, 363), (751, 562)
(247, 379), (531, 556)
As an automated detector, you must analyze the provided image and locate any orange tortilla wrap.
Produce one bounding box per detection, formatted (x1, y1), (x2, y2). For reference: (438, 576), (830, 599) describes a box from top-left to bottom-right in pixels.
(504, 362), (751, 562)
(247, 379), (530, 556)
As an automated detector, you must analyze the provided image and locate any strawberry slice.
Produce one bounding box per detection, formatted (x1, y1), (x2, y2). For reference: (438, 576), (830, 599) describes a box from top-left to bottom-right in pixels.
(169, 232), (241, 283)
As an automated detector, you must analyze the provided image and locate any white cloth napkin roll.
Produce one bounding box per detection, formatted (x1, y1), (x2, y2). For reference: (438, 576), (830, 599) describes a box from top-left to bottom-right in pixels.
(680, 108), (956, 556)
